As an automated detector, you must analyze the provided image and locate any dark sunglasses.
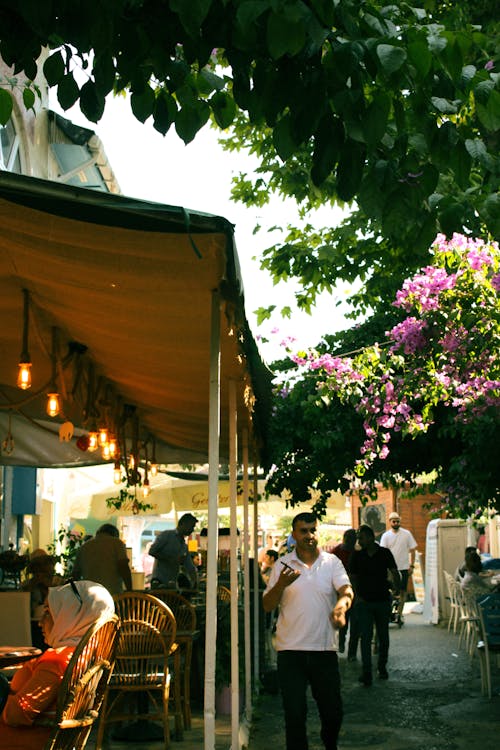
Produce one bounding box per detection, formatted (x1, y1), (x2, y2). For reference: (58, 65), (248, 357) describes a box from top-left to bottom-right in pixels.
(69, 579), (83, 609)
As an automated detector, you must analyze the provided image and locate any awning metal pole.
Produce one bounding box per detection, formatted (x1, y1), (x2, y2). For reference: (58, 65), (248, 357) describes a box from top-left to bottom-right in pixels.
(242, 427), (252, 720)
(229, 379), (239, 748)
(204, 290), (221, 750)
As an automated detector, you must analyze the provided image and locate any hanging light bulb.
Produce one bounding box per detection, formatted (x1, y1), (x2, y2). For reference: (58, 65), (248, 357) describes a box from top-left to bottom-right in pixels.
(150, 437), (158, 476)
(128, 453), (136, 470)
(143, 476), (151, 498)
(45, 328), (61, 418)
(108, 435), (118, 459)
(17, 362), (32, 389)
(113, 460), (122, 484)
(17, 289), (32, 389)
(98, 426), (108, 447)
(102, 442), (111, 460)
(46, 392), (61, 418)
(88, 432), (99, 452)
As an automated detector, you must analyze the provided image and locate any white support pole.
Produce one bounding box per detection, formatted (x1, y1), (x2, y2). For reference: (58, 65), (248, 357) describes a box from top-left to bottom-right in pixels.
(204, 290), (221, 750)
(229, 379), (239, 749)
(242, 428), (252, 721)
(252, 454), (260, 685)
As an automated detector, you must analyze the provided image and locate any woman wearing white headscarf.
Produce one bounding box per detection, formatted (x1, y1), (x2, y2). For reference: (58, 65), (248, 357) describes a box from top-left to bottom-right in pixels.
(0, 580), (114, 746)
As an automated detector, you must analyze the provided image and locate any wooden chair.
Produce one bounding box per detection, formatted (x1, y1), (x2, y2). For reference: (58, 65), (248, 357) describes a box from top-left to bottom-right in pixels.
(217, 584), (231, 603)
(151, 590), (197, 733)
(44, 614), (120, 750)
(95, 592), (177, 750)
(476, 593), (500, 698)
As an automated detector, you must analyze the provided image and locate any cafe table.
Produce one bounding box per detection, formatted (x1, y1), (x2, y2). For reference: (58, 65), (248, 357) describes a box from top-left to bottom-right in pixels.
(0, 646), (41, 668)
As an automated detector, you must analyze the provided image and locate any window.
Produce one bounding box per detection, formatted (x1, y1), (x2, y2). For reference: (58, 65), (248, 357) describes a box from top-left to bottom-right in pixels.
(0, 118), (22, 173)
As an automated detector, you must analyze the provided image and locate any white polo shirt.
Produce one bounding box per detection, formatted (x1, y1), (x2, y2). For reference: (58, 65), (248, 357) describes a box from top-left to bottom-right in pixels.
(264, 549), (350, 651)
(379, 527), (417, 570)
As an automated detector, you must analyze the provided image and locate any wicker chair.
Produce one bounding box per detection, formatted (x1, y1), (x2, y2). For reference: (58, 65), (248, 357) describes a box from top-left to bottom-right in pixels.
(151, 590), (197, 733)
(44, 614), (120, 750)
(95, 592), (177, 750)
(217, 585), (231, 603)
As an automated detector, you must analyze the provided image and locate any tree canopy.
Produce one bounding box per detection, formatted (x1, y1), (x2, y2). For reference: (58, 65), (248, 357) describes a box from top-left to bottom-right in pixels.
(0, 1), (498, 313)
(266, 233), (500, 519)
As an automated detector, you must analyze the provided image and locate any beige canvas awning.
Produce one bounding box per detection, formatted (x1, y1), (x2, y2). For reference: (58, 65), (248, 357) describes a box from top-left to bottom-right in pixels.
(0, 172), (271, 468)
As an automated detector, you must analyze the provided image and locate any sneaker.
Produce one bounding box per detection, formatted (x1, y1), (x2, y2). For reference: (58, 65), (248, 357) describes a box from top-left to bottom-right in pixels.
(378, 667), (389, 679)
(358, 673), (372, 686)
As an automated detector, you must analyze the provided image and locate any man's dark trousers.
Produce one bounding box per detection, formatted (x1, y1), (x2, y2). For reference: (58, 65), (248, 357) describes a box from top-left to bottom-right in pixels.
(356, 599), (392, 676)
(277, 650), (342, 750)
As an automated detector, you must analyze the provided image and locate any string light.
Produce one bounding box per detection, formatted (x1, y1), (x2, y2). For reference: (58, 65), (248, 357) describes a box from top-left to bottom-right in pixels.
(98, 426), (109, 447)
(113, 460), (122, 484)
(150, 437), (158, 476)
(46, 328), (61, 418)
(46, 392), (61, 418)
(17, 289), (32, 390)
(88, 432), (99, 452)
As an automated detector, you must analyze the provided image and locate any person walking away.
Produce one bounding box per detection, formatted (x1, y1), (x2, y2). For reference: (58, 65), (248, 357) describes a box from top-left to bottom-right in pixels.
(263, 512), (353, 750)
(379, 511), (417, 624)
(333, 529), (357, 654)
(149, 513), (198, 589)
(349, 524), (401, 686)
(72, 523), (132, 595)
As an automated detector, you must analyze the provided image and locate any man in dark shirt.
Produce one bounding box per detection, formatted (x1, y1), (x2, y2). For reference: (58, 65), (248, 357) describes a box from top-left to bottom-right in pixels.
(349, 524), (401, 686)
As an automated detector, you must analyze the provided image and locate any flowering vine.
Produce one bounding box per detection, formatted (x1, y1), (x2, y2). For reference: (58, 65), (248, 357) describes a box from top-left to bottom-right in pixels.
(290, 234), (499, 516)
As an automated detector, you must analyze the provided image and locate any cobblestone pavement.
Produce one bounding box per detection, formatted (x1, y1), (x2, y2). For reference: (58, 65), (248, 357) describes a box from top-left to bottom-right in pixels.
(248, 608), (500, 750)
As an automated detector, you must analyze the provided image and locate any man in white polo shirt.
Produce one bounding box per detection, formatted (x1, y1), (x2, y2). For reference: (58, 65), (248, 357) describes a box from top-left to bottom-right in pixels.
(263, 512), (353, 750)
(380, 511), (417, 624)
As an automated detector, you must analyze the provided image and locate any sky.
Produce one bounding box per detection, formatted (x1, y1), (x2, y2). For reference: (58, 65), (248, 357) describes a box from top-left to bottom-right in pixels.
(51, 93), (355, 364)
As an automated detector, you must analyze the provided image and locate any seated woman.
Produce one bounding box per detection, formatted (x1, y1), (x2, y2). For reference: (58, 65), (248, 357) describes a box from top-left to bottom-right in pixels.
(0, 580), (114, 749)
(461, 551), (499, 598)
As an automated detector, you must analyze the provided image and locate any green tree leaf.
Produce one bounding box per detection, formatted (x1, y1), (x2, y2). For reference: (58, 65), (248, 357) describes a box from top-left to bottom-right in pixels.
(210, 91), (236, 129)
(131, 85), (155, 123)
(57, 73), (80, 110)
(0, 89), (13, 125)
(175, 100), (210, 143)
(362, 92), (390, 147)
(336, 140), (366, 202)
(43, 51), (65, 86)
(273, 115), (297, 162)
(476, 89), (500, 132)
(153, 90), (177, 135)
(170, 0), (213, 37)
(311, 113), (344, 186)
(376, 44), (407, 75)
(267, 11), (306, 59)
(22, 86), (36, 111)
(79, 80), (105, 123)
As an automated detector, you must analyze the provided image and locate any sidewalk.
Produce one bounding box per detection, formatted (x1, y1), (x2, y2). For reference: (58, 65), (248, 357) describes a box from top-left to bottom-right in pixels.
(87, 608), (499, 749)
(249, 608), (500, 750)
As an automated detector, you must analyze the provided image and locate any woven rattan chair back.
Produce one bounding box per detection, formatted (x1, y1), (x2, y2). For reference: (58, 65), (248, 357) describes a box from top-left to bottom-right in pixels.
(95, 592), (176, 750)
(44, 614), (120, 750)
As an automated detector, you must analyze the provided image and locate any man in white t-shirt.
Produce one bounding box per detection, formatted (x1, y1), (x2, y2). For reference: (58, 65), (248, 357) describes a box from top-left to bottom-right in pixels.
(263, 512), (353, 750)
(380, 512), (417, 624)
